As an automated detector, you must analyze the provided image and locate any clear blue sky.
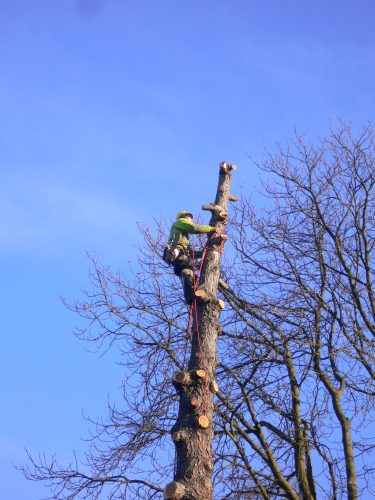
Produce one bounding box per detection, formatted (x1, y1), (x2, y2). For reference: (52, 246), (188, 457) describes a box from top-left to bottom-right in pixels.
(1, 1), (375, 497)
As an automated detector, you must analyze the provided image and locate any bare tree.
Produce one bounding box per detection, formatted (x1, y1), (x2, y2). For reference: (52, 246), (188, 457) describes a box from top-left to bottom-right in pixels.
(218, 122), (374, 499)
(21, 124), (374, 499)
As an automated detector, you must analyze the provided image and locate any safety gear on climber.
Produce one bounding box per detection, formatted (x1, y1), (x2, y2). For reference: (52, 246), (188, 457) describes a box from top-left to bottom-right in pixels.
(176, 210), (193, 220)
(168, 216), (214, 253)
(164, 212), (216, 304)
(162, 244), (180, 264)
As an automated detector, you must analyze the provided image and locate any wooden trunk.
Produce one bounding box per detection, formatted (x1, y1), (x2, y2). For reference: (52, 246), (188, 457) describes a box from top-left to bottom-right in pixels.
(165, 162), (236, 500)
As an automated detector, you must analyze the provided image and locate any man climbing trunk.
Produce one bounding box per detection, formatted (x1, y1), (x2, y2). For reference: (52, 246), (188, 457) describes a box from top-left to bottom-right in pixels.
(164, 211), (216, 304)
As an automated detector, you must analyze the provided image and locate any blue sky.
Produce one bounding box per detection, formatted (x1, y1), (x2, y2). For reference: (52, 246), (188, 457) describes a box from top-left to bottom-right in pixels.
(1, 1), (375, 497)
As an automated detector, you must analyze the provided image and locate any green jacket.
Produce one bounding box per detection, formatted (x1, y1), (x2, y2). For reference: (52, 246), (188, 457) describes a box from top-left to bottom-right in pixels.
(168, 218), (214, 251)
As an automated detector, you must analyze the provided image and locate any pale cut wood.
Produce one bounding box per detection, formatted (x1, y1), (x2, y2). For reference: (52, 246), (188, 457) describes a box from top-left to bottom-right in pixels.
(219, 161), (236, 172)
(218, 211), (228, 219)
(195, 288), (224, 309)
(195, 288), (209, 300)
(194, 369), (206, 380)
(218, 278), (229, 290)
(210, 380), (219, 393)
(197, 415), (210, 429)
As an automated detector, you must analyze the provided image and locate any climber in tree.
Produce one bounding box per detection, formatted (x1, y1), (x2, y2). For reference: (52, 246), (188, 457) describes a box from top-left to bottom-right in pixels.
(164, 211), (216, 304)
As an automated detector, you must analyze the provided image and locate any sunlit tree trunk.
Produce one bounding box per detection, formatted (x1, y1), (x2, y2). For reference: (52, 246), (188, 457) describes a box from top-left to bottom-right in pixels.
(164, 163), (236, 500)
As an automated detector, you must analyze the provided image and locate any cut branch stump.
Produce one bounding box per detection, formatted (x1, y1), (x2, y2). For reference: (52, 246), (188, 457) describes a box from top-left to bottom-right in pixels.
(163, 481), (186, 499)
(172, 371), (191, 385)
(190, 397), (199, 408)
(172, 370), (206, 386)
(197, 415), (210, 429)
(171, 430), (187, 443)
(193, 369), (206, 381)
(210, 380), (219, 393)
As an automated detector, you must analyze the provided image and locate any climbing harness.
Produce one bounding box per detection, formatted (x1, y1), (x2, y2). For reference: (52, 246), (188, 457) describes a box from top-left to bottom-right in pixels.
(163, 233), (182, 264)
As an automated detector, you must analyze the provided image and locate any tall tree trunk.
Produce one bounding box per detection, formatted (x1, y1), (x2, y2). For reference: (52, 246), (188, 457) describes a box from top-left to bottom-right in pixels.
(164, 162), (236, 500)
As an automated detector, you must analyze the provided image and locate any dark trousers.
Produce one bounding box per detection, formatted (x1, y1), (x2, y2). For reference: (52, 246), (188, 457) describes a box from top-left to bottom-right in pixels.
(173, 251), (203, 304)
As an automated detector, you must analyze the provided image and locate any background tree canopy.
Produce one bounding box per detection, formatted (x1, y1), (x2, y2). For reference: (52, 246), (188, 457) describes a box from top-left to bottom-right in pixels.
(22, 123), (374, 499)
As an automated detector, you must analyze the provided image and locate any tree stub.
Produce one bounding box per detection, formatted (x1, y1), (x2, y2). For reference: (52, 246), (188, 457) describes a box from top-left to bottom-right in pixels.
(201, 203), (224, 213)
(210, 380), (219, 393)
(193, 369), (206, 380)
(218, 278), (229, 290)
(195, 288), (209, 301)
(220, 161), (236, 173)
(171, 430), (187, 443)
(173, 370), (206, 385)
(172, 371), (191, 385)
(195, 288), (224, 310)
(197, 415), (210, 429)
(190, 397), (199, 408)
(163, 481), (186, 499)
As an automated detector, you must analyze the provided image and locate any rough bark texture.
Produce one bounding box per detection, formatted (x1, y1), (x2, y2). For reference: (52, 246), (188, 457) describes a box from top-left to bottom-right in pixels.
(165, 163), (235, 500)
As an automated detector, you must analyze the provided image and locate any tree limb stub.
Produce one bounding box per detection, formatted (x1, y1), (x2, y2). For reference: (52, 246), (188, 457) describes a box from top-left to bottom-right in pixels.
(164, 481), (186, 499)
(172, 370), (206, 386)
(172, 371), (191, 385)
(201, 204), (228, 220)
(218, 278), (229, 290)
(171, 430), (188, 443)
(190, 397), (200, 408)
(194, 369), (206, 381)
(202, 203), (224, 213)
(220, 161), (236, 173)
(195, 288), (225, 309)
(197, 415), (210, 429)
(210, 380), (219, 394)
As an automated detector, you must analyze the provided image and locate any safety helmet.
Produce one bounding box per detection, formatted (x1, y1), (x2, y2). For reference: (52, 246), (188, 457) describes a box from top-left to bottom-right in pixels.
(176, 210), (193, 220)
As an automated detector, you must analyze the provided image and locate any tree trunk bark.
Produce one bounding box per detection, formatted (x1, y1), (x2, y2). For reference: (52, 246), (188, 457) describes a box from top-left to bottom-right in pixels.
(331, 390), (358, 500)
(165, 162), (236, 500)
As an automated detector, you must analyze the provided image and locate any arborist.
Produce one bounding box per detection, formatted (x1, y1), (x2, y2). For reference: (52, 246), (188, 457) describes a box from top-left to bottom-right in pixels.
(164, 211), (218, 304)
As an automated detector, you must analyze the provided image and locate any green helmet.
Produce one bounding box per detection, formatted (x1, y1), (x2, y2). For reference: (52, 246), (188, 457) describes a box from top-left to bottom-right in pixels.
(176, 211), (193, 220)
